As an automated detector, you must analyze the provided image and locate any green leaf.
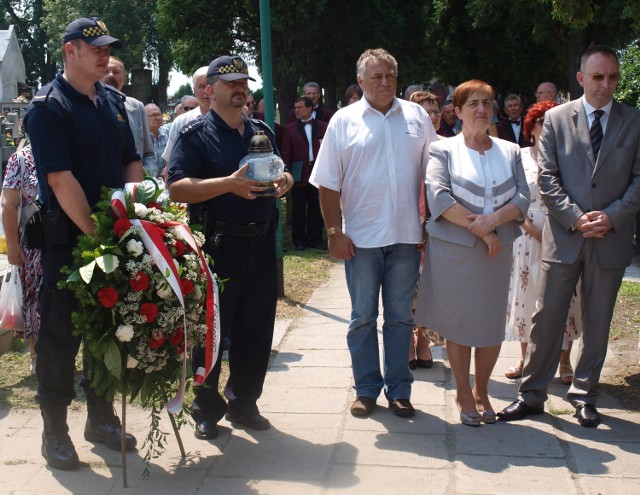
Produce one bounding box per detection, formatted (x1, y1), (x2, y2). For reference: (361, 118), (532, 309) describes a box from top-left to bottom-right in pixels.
(67, 270), (81, 283)
(134, 180), (159, 204)
(104, 340), (122, 379)
(96, 254), (119, 273)
(79, 261), (96, 283)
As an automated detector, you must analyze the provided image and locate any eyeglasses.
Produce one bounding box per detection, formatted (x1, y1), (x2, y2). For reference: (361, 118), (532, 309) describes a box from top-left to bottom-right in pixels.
(148, 112), (163, 118)
(582, 72), (620, 82)
(182, 106), (197, 111)
(246, 101), (255, 107)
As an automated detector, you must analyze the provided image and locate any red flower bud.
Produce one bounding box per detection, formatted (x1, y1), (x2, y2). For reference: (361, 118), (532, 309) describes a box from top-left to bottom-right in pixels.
(169, 327), (184, 346)
(149, 333), (165, 350)
(140, 302), (159, 323)
(114, 218), (132, 238)
(97, 287), (118, 308)
(180, 279), (194, 296)
(129, 271), (150, 292)
(173, 241), (185, 257)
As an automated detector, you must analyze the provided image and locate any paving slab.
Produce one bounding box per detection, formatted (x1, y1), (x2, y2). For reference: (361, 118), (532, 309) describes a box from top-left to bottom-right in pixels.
(1, 258), (640, 494)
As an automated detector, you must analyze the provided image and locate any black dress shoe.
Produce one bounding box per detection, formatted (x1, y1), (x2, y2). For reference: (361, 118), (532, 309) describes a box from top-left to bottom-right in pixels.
(497, 400), (544, 421)
(194, 419), (219, 439)
(225, 411), (271, 430)
(409, 359), (418, 370)
(84, 416), (137, 451)
(576, 404), (601, 427)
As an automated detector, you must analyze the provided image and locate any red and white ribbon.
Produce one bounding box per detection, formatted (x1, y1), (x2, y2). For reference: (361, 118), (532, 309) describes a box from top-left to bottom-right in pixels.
(110, 190), (219, 414)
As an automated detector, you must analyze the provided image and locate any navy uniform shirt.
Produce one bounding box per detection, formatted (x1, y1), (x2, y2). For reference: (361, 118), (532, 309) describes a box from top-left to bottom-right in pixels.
(168, 109), (278, 225)
(24, 72), (140, 208)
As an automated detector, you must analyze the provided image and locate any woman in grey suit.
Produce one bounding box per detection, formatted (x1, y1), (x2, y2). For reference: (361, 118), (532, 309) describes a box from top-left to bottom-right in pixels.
(414, 80), (530, 426)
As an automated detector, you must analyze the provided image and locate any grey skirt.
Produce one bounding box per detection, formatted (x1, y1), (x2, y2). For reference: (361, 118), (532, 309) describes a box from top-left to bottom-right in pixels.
(414, 235), (512, 347)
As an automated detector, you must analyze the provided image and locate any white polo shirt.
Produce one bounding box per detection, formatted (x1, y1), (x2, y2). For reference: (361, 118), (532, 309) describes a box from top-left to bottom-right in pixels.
(309, 97), (437, 248)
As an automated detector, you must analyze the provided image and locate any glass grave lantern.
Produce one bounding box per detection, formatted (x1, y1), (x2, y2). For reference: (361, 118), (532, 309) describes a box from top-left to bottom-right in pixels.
(239, 131), (285, 197)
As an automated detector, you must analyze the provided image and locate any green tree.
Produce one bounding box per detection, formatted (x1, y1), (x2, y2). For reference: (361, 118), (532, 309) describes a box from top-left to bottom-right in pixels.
(616, 41), (640, 109)
(157, 0), (430, 121)
(1, 0), (56, 86)
(170, 82), (193, 102)
(41, 0), (172, 103)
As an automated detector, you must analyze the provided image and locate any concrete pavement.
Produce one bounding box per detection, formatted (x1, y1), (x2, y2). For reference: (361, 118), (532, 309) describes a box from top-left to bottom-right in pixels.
(1, 262), (639, 494)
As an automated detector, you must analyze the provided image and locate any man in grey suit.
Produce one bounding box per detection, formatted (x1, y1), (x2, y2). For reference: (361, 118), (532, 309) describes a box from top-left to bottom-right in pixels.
(498, 45), (640, 427)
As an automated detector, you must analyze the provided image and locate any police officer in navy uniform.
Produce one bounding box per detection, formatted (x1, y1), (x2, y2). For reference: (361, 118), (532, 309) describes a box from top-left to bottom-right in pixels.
(24, 17), (144, 470)
(168, 55), (293, 439)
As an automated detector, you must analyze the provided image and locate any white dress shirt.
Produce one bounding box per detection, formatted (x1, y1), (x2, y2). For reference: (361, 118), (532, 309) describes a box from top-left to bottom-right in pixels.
(309, 97), (437, 248)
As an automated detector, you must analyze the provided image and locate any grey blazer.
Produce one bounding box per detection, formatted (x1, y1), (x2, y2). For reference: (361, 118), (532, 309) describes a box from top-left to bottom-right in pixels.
(538, 99), (640, 269)
(426, 136), (530, 248)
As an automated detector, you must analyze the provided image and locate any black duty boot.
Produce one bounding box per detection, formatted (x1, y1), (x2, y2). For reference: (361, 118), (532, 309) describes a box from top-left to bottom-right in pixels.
(41, 406), (80, 470)
(85, 406), (137, 451)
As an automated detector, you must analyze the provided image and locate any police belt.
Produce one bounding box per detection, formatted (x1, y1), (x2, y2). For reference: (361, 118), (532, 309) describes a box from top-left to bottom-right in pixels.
(211, 220), (271, 238)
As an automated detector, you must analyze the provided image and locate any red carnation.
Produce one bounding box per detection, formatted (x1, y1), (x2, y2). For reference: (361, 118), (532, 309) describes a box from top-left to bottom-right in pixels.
(173, 241), (185, 257)
(140, 302), (159, 323)
(97, 287), (118, 308)
(169, 328), (184, 346)
(181, 279), (194, 296)
(114, 218), (132, 238)
(177, 343), (185, 354)
(148, 333), (165, 350)
(129, 271), (150, 292)
(147, 201), (162, 210)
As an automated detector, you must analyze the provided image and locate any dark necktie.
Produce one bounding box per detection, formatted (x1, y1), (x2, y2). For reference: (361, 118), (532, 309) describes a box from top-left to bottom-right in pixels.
(509, 119), (520, 125)
(590, 109), (604, 159)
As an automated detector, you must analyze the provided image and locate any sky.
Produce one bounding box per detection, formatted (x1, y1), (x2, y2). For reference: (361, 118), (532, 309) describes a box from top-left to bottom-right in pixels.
(167, 64), (263, 96)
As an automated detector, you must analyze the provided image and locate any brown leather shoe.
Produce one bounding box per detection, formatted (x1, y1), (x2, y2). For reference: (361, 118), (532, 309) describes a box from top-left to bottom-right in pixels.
(350, 396), (376, 417)
(389, 398), (416, 417)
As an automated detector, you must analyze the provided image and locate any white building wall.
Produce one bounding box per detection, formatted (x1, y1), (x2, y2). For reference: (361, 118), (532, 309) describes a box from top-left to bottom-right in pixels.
(0, 26), (26, 101)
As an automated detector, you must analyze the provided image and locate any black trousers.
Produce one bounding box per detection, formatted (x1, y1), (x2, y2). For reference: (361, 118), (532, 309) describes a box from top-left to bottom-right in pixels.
(36, 244), (80, 408)
(291, 184), (323, 247)
(191, 229), (277, 422)
(36, 234), (119, 412)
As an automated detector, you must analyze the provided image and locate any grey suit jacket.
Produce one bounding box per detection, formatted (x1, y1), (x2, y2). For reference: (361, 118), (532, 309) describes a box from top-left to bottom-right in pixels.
(426, 135), (530, 248)
(538, 99), (640, 269)
(125, 97), (155, 172)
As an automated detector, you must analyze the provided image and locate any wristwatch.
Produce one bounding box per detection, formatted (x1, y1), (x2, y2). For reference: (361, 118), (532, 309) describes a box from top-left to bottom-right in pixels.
(326, 227), (341, 236)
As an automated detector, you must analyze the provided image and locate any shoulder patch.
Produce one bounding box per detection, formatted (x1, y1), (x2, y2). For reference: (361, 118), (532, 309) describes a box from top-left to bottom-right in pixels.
(180, 119), (206, 136)
(103, 84), (127, 103)
(31, 83), (54, 106)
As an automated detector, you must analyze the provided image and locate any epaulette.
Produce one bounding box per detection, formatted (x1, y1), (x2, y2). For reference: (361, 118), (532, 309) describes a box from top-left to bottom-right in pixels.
(103, 83), (127, 103)
(180, 119), (206, 136)
(251, 117), (275, 136)
(31, 83), (54, 106)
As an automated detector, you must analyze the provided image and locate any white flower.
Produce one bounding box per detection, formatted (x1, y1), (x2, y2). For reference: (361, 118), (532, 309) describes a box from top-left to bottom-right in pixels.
(194, 284), (202, 301)
(115, 324), (134, 342)
(126, 239), (144, 257)
(126, 355), (138, 368)
(134, 203), (149, 217)
(157, 283), (173, 299)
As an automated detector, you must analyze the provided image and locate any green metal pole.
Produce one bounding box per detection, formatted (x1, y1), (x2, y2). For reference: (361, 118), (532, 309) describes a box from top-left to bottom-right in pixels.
(259, 0), (285, 297)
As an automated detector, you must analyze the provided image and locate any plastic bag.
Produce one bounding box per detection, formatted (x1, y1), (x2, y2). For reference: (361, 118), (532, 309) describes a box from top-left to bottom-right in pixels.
(0, 265), (24, 332)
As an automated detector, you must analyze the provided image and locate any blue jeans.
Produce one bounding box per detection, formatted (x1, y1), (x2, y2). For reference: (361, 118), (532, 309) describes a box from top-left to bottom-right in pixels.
(345, 243), (420, 400)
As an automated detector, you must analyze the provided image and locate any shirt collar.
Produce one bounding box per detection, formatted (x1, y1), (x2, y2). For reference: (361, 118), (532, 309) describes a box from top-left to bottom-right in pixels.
(361, 96), (401, 116)
(582, 95), (613, 116)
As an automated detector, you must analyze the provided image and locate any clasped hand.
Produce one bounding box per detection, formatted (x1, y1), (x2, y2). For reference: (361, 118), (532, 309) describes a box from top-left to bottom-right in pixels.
(467, 213), (496, 238)
(573, 211), (612, 239)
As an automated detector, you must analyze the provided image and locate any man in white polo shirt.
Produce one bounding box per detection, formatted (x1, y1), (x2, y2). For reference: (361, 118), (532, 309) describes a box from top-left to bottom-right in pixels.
(310, 48), (437, 418)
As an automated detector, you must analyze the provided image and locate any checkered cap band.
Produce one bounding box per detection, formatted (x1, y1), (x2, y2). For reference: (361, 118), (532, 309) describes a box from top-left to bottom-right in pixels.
(82, 24), (109, 39)
(217, 59), (249, 76)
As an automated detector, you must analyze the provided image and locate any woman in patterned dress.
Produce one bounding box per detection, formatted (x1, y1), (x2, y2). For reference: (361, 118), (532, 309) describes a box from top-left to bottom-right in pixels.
(1, 142), (42, 374)
(504, 101), (582, 384)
